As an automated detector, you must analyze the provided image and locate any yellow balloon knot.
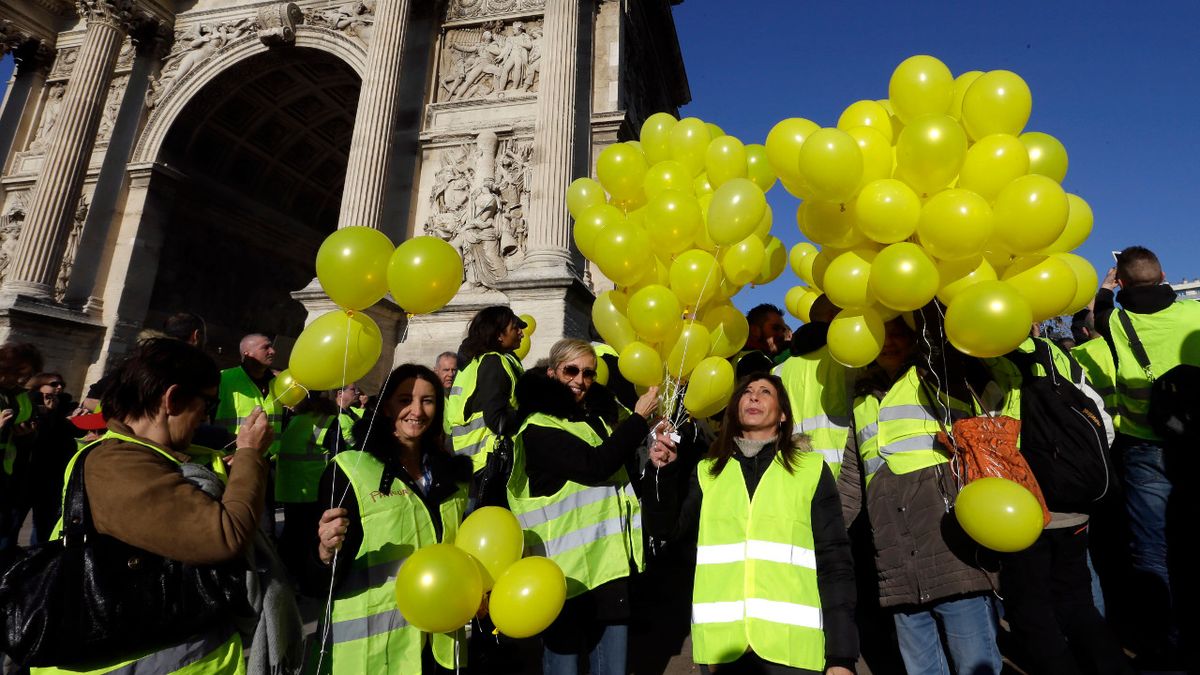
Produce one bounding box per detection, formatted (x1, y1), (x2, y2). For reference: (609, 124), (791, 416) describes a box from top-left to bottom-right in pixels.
(492, 627), (500, 636)
(344, 309), (355, 317)
(839, 203), (847, 213)
(406, 312), (415, 319)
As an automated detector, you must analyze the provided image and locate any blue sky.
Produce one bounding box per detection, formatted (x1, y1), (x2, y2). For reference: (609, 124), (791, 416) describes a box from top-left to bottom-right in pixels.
(4, 2), (1198, 320)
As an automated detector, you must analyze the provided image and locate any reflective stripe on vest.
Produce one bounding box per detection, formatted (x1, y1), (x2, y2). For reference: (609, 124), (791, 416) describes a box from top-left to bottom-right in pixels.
(327, 451), (467, 671)
(691, 452), (825, 670)
(275, 413), (332, 503)
(1, 390), (33, 475)
(444, 352), (521, 472)
(772, 347), (851, 479)
(508, 413), (644, 599)
(215, 367), (282, 456)
(32, 625), (244, 675)
(1108, 301), (1200, 440)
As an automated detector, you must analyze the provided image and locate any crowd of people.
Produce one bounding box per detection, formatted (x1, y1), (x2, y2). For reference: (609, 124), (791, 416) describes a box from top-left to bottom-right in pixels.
(0, 244), (1195, 675)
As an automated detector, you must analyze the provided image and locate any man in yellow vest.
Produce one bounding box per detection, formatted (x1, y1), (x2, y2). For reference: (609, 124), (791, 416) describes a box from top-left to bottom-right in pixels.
(216, 333), (282, 456)
(1093, 246), (1200, 668)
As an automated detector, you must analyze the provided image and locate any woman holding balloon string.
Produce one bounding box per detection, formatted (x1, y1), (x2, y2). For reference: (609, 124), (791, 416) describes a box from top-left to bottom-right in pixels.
(836, 317), (1009, 675)
(305, 363), (473, 673)
(507, 338), (659, 675)
(643, 371), (858, 675)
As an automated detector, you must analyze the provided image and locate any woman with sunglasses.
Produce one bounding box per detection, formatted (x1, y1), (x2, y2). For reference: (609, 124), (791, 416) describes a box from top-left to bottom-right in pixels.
(24, 373), (79, 544)
(507, 338), (659, 675)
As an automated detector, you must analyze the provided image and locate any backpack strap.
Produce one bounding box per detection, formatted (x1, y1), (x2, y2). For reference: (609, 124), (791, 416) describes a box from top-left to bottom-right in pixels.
(1117, 309), (1155, 381)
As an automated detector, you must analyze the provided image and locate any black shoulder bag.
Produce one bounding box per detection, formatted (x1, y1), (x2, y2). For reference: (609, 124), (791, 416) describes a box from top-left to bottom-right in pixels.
(1116, 309), (1200, 443)
(0, 447), (250, 667)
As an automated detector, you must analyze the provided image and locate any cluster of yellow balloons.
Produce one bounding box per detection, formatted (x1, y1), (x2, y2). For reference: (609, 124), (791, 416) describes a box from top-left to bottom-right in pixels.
(572, 114), (783, 417)
(393, 507), (567, 638)
(775, 55), (1097, 366)
(284, 228), (465, 394)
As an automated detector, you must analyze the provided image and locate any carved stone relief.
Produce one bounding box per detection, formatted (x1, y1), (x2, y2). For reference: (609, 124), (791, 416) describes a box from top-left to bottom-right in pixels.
(423, 131), (532, 289)
(96, 74), (129, 142)
(438, 19), (541, 102)
(55, 195), (89, 301)
(27, 82), (65, 152)
(145, 17), (258, 108)
(447, 0), (543, 22)
(0, 194), (28, 284)
(48, 46), (79, 79)
(303, 1), (373, 45)
(115, 38), (135, 69)
(257, 3), (304, 46)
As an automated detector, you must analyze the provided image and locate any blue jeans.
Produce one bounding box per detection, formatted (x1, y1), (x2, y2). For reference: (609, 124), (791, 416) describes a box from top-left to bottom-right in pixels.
(542, 622), (627, 675)
(893, 595), (1001, 675)
(1120, 439), (1179, 657)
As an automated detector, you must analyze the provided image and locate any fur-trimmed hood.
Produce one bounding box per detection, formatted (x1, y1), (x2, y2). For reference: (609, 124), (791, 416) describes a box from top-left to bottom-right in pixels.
(515, 369), (624, 427)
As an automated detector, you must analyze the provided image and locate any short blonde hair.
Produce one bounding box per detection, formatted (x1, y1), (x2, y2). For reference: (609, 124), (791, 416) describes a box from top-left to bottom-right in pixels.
(547, 339), (596, 371)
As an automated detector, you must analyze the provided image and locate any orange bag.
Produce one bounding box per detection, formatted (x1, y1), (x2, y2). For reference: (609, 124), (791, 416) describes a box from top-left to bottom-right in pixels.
(937, 415), (1051, 527)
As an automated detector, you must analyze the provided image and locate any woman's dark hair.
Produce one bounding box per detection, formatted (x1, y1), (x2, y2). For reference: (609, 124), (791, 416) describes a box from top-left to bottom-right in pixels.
(25, 372), (64, 393)
(0, 342), (44, 378)
(101, 338), (219, 421)
(354, 364), (446, 458)
(459, 305), (521, 362)
(707, 372), (797, 477)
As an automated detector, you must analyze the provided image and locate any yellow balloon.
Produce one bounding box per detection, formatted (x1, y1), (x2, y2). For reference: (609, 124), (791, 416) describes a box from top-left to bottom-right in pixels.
(785, 287), (820, 323)
(640, 112), (678, 165)
(936, 255), (997, 305)
(592, 290), (637, 352)
(992, 174), (1070, 255)
(705, 135), (748, 188)
(594, 356), (610, 386)
(670, 250), (722, 307)
(798, 200), (864, 249)
(917, 189), (993, 261)
(1002, 255), (1078, 322)
(519, 314), (537, 335)
(270, 369), (307, 408)
(645, 189), (702, 253)
(846, 126), (894, 187)
(895, 114), (968, 195)
(765, 117), (819, 184)
(514, 334), (531, 361)
(669, 117), (712, 177)
(753, 203), (774, 241)
(693, 195), (717, 251)
(619, 341), (664, 387)
(290, 310), (383, 390)
(642, 160), (694, 201)
(983, 247), (1016, 276)
(694, 173), (714, 196)
(888, 55), (954, 124)
(877, 98), (906, 140)
(388, 236), (463, 314)
(823, 248), (877, 309)
(596, 143), (648, 202)
(754, 236), (787, 286)
(957, 134), (1030, 201)
(1020, 131), (1069, 183)
(870, 242), (940, 312)
(949, 70), (984, 120)
(573, 203), (623, 261)
(666, 323), (712, 378)
(744, 143), (778, 193)
(838, 99), (894, 144)
(1041, 194), (1092, 254)
(856, 178), (920, 244)
(701, 303), (749, 358)
(316, 227), (395, 311)
(955, 477), (1044, 553)
(1051, 252), (1099, 315)
(592, 220), (653, 287)
(707, 178), (767, 245)
(628, 284), (683, 343)
(628, 256), (671, 295)
(944, 281), (1033, 357)
(827, 307), (886, 368)
(455, 507), (524, 591)
(722, 235), (766, 286)
(566, 177), (608, 219)
(394, 543), (482, 634)
(810, 247), (840, 292)
(706, 122), (726, 139)
(961, 70), (1032, 140)
(683, 356), (735, 418)
(797, 128), (864, 204)
(789, 242), (819, 280)
(489, 557), (567, 639)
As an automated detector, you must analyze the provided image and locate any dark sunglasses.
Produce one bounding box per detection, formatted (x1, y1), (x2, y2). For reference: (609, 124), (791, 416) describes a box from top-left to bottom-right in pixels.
(47, 381), (65, 388)
(560, 365), (597, 380)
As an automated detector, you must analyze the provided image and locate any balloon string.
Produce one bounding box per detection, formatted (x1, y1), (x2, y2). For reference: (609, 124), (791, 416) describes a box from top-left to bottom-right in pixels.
(664, 245), (722, 429)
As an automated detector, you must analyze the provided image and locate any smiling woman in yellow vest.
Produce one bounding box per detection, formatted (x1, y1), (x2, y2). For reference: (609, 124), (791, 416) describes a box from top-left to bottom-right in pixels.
(30, 338), (274, 675)
(643, 372), (857, 675)
(304, 364), (473, 674)
(508, 339), (658, 675)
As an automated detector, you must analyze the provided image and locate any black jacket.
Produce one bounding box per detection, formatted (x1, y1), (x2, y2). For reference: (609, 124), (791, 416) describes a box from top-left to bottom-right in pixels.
(465, 353), (524, 438)
(642, 442), (859, 673)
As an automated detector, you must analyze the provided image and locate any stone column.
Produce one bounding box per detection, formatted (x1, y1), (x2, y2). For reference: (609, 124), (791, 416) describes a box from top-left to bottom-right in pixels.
(521, 0), (583, 275)
(1, 0), (130, 300)
(336, 0), (411, 231)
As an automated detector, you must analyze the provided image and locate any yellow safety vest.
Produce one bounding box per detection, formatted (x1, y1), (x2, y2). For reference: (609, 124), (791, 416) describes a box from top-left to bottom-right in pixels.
(275, 413), (333, 503)
(773, 346), (852, 477)
(445, 352), (522, 472)
(1107, 301), (1200, 440)
(691, 451), (826, 670)
(215, 367), (283, 456)
(324, 451), (467, 672)
(1072, 338), (1119, 424)
(1, 389), (33, 475)
(508, 413), (644, 599)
